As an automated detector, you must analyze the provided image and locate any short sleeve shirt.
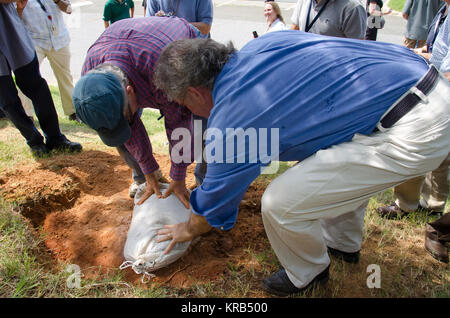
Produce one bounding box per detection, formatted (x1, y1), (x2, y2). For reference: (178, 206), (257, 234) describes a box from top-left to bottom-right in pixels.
(103, 0), (134, 24)
(291, 0), (367, 39)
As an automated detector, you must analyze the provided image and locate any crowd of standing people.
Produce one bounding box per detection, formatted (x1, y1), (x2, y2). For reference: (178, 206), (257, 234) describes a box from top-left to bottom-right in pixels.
(0, 0), (449, 296)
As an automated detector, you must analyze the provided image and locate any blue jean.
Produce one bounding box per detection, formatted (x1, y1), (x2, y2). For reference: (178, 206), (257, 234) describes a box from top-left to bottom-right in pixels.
(116, 144), (146, 184)
(116, 108), (145, 184)
(0, 54), (64, 147)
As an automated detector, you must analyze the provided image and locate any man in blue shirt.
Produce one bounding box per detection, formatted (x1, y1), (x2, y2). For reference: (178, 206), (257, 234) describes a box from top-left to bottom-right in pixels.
(153, 32), (450, 296)
(146, 0), (213, 37)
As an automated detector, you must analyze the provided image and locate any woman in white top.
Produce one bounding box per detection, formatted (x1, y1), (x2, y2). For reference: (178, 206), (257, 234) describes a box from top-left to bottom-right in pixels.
(264, 1), (287, 33)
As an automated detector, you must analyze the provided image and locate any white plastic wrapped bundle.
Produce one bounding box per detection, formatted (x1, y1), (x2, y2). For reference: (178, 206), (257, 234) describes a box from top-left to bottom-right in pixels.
(120, 183), (192, 280)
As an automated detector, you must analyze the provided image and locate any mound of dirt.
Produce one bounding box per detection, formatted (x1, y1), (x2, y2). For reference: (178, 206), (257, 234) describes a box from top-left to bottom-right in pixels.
(0, 149), (270, 289)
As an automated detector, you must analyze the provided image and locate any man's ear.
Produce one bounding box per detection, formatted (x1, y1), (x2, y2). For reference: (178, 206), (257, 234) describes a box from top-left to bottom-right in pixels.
(125, 85), (139, 113)
(186, 87), (206, 105)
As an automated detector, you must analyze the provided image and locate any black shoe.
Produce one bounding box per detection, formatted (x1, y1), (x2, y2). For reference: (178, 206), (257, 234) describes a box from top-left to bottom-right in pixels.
(377, 203), (408, 219)
(68, 113), (82, 123)
(262, 266), (329, 297)
(46, 136), (82, 153)
(327, 246), (360, 263)
(30, 143), (50, 158)
(418, 203), (443, 217)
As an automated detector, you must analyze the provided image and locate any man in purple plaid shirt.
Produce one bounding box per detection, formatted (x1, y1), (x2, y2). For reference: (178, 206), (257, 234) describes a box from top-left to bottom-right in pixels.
(73, 16), (198, 207)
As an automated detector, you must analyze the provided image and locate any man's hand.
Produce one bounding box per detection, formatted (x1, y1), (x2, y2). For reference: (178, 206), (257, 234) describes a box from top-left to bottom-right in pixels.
(402, 13), (408, 20)
(157, 213), (212, 254)
(155, 10), (166, 16)
(444, 72), (450, 82)
(16, 0), (27, 9)
(191, 22), (211, 35)
(137, 170), (163, 205)
(162, 179), (190, 209)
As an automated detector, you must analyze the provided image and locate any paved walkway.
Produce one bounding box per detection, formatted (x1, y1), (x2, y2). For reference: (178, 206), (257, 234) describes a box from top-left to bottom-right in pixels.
(38, 0), (406, 85)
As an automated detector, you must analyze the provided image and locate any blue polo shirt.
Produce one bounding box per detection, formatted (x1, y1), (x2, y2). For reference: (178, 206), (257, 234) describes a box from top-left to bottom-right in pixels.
(190, 31), (429, 231)
(146, 0), (212, 25)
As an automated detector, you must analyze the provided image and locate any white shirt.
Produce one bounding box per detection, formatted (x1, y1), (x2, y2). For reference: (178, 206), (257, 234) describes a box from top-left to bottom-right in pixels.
(265, 18), (288, 33)
(20, 0), (70, 51)
(430, 15), (450, 73)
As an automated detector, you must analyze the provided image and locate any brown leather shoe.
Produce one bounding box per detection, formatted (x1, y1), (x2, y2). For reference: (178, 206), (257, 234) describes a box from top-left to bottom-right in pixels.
(425, 224), (449, 263)
(377, 204), (408, 219)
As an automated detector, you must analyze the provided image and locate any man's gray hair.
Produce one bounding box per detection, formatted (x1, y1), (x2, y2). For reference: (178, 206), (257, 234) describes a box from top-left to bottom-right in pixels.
(88, 63), (130, 89)
(154, 38), (236, 101)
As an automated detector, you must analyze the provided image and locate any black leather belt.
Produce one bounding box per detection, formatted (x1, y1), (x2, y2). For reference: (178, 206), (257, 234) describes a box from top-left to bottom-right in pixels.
(374, 66), (439, 133)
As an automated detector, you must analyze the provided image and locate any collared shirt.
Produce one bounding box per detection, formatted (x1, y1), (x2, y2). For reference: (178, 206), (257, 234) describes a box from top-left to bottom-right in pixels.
(20, 0), (70, 51)
(265, 18), (288, 34)
(291, 0), (367, 39)
(430, 14), (450, 72)
(190, 31), (429, 230)
(402, 0), (441, 40)
(426, 3), (448, 53)
(82, 17), (196, 180)
(0, 3), (35, 75)
(146, 0), (213, 37)
(103, 0), (134, 24)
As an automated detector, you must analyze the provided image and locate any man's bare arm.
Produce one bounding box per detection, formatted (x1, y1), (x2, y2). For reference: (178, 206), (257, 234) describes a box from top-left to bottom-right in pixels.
(191, 22), (211, 35)
(54, 0), (72, 14)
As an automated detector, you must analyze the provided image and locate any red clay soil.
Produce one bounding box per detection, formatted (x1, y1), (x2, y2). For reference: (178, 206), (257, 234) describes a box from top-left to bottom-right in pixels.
(0, 150), (271, 290)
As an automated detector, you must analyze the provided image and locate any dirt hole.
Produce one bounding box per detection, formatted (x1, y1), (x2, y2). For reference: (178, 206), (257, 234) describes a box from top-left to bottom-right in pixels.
(0, 150), (271, 289)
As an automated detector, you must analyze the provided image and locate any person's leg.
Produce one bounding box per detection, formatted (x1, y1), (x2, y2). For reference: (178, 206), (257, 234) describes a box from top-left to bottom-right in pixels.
(116, 144), (146, 184)
(321, 200), (368, 256)
(261, 78), (449, 293)
(394, 176), (424, 211)
(365, 26), (378, 41)
(0, 72), (45, 148)
(14, 54), (81, 152)
(420, 153), (449, 212)
(379, 153), (449, 217)
(17, 47), (47, 118)
(14, 54), (63, 143)
(193, 114), (208, 185)
(46, 45), (75, 117)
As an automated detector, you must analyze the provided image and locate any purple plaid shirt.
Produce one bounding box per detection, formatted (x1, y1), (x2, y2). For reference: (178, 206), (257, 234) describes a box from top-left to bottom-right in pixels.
(82, 16), (196, 180)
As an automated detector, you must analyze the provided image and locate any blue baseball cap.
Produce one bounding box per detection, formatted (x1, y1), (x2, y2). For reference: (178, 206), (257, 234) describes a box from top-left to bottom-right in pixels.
(72, 72), (131, 147)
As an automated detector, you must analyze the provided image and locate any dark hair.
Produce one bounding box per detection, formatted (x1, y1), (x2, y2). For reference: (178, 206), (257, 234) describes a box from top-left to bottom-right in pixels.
(154, 38), (236, 101)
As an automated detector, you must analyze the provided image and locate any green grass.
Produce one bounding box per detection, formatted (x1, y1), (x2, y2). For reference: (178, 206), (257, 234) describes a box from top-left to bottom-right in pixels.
(0, 87), (449, 298)
(387, 0), (406, 12)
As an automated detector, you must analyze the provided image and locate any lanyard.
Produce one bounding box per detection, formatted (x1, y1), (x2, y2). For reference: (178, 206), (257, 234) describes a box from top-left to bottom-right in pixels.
(36, 0), (52, 21)
(305, 0), (331, 32)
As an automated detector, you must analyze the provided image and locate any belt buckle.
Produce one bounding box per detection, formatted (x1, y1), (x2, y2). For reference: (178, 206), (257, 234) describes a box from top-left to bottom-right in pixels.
(409, 86), (429, 104)
(375, 121), (388, 133)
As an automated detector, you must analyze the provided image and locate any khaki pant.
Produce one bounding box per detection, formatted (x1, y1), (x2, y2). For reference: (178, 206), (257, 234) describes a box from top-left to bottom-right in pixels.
(403, 37), (426, 49)
(395, 153), (449, 212)
(20, 45), (75, 117)
(261, 76), (450, 288)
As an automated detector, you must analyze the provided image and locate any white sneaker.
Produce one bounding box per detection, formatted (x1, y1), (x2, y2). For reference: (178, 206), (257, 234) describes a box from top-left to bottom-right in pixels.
(129, 181), (142, 198)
